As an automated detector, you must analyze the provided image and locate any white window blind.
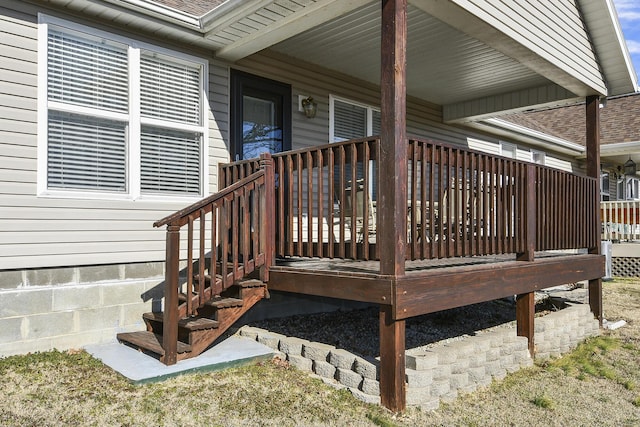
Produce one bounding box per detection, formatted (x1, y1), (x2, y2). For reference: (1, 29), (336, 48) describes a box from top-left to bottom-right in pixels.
(141, 127), (201, 194)
(48, 112), (127, 191)
(333, 100), (367, 142)
(141, 55), (201, 125)
(47, 29), (129, 113)
(42, 19), (207, 199)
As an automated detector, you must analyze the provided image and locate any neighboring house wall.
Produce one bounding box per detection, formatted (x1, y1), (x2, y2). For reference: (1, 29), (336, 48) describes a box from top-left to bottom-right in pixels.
(0, 1), (588, 357)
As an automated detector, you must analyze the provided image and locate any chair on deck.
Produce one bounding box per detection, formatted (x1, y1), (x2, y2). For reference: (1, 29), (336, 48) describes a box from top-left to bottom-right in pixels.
(341, 178), (376, 243)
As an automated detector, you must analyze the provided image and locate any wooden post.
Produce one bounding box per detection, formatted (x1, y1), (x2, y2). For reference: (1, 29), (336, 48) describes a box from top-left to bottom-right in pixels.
(260, 152), (275, 282)
(380, 304), (406, 411)
(378, 0), (408, 412)
(516, 292), (535, 356)
(586, 95), (603, 325)
(517, 164), (536, 261)
(162, 224), (180, 365)
(379, 0), (407, 277)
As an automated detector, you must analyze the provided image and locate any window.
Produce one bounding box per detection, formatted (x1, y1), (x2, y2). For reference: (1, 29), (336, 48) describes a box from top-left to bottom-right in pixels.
(500, 142), (517, 159)
(626, 177), (640, 200)
(38, 16), (208, 199)
(330, 96), (380, 142)
(531, 150), (546, 165)
(330, 97), (380, 198)
(600, 172), (610, 201)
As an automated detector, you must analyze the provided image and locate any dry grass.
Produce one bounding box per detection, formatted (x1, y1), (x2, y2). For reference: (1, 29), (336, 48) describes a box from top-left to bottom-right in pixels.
(1, 279), (640, 426)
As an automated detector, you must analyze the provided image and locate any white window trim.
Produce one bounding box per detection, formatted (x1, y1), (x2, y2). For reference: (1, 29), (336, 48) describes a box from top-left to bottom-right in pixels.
(499, 141), (517, 159)
(37, 14), (209, 202)
(329, 95), (379, 143)
(531, 149), (546, 165)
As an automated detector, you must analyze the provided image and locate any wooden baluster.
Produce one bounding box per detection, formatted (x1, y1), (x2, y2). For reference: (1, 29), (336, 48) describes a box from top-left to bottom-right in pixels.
(187, 218), (194, 315)
(199, 209), (205, 306)
(317, 149), (324, 258)
(327, 148), (335, 258)
(162, 224), (180, 366)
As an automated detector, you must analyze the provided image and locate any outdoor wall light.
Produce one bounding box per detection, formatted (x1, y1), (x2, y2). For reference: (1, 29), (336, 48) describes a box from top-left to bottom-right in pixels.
(301, 96), (317, 118)
(624, 157), (637, 175)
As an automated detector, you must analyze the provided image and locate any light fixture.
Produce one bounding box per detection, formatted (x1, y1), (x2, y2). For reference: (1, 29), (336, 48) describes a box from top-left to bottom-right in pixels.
(624, 157), (636, 175)
(301, 96), (317, 118)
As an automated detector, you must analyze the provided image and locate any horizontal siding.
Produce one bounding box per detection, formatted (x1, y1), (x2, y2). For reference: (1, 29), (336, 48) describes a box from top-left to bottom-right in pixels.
(455, 0), (605, 93)
(0, 3), (585, 271)
(0, 3), (228, 270)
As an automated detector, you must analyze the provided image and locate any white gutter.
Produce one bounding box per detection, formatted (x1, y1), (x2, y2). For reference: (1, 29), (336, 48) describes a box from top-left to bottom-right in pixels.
(481, 117), (585, 154)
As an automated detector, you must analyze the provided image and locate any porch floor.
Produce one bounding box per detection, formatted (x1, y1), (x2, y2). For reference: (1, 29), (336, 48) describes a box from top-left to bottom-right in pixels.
(273, 251), (578, 276)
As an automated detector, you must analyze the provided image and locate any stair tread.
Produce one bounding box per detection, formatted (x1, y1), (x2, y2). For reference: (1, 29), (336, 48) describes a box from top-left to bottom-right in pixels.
(194, 273), (223, 283)
(205, 297), (244, 308)
(117, 331), (191, 355)
(142, 312), (220, 331)
(237, 279), (266, 288)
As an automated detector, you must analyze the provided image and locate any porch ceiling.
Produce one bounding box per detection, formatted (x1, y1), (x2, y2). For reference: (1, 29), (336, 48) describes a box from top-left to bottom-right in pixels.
(270, 2), (551, 106)
(44, 0), (636, 121)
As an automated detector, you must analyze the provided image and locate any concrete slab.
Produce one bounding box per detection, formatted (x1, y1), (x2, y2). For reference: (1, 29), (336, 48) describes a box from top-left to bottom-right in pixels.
(85, 336), (274, 384)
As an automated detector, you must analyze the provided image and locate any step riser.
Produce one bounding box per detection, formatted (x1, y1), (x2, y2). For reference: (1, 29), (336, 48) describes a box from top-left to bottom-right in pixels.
(120, 282), (267, 362)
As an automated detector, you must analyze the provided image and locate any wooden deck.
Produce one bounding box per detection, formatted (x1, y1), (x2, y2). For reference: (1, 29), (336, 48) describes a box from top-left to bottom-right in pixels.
(269, 252), (604, 319)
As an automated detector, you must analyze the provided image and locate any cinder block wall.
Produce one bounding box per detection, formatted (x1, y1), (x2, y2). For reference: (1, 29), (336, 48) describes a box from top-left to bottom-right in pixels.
(240, 302), (600, 410)
(0, 263), (165, 357)
(0, 263), (370, 358)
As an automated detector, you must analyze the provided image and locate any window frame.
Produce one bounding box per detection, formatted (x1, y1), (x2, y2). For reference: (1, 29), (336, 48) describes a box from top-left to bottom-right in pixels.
(329, 95), (380, 143)
(37, 15), (209, 202)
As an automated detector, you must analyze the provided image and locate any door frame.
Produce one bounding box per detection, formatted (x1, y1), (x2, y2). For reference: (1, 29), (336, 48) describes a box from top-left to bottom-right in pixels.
(230, 70), (292, 160)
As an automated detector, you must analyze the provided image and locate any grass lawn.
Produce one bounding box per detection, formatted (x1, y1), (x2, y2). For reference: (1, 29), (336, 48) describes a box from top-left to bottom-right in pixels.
(1, 279), (640, 426)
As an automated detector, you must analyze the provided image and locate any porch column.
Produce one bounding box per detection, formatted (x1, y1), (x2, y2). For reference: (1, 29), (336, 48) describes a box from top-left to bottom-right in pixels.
(379, 0), (407, 276)
(378, 0), (407, 413)
(586, 95), (603, 325)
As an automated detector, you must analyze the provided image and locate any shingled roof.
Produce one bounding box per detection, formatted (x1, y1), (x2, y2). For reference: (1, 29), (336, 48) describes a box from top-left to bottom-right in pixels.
(503, 93), (640, 147)
(152, 0), (227, 16)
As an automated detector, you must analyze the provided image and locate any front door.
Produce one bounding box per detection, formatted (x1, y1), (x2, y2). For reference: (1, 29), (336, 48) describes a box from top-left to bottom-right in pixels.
(230, 71), (291, 160)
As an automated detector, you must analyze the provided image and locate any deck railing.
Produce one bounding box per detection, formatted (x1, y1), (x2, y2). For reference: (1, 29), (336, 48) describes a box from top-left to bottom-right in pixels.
(601, 200), (640, 241)
(155, 153), (274, 364)
(219, 137), (599, 262)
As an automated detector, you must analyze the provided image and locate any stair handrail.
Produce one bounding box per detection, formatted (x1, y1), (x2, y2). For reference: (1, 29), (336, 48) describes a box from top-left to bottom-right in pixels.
(155, 153), (275, 365)
(154, 169), (266, 229)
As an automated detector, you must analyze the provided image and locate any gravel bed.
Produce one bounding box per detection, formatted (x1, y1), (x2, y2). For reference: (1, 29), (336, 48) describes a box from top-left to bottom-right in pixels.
(247, 298), (529, 358)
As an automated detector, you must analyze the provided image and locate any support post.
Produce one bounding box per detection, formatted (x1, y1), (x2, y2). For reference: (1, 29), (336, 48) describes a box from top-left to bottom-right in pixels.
(517, 164), (536, 261)
(380, 304), (406, 412)
(378, 0), (408, 412)
(379, 0), (407, 277)
(586, 95), (603, 325)
(162, 224), (180, 365)
(260, 152), (275, 282)
(516, 292), (535, 356)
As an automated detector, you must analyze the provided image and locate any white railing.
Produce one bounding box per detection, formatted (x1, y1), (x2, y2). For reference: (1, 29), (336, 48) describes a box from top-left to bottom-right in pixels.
(601, 201), (640, 241)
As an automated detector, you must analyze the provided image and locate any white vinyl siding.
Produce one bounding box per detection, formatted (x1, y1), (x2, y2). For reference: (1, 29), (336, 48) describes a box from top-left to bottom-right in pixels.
(0, 3), (228, 271)
(449, 0), (605, 94)
(40, 16), (207, 199)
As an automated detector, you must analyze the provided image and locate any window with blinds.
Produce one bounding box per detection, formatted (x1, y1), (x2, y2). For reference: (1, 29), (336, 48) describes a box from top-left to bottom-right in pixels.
(330, 97), (381, 199)
(43, 20), (206, 198)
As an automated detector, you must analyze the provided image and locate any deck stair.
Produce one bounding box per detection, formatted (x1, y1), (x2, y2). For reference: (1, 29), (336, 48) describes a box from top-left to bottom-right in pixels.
(117, 154), (276, 364)
(117, 278), (268, 362)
